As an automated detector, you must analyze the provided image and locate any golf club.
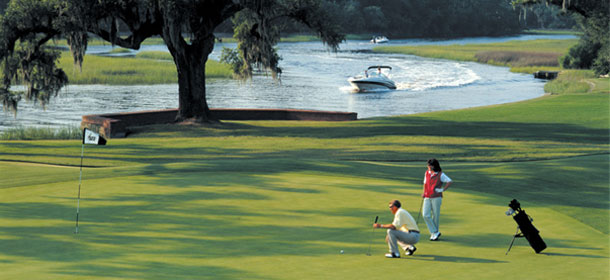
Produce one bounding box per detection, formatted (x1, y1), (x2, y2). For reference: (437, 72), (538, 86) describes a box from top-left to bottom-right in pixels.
(366, 216), (379, 256)
(416, 197), (424, 225)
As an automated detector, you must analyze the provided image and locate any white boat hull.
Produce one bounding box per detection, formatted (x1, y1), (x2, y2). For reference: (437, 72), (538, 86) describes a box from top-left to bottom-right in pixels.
(348, 77), (396, 92)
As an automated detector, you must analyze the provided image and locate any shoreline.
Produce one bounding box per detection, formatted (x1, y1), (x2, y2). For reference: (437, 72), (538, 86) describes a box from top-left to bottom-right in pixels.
(3, 36), (606, 136)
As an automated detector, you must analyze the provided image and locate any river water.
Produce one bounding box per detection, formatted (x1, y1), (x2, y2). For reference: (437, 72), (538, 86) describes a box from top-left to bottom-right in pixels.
(0, 34), (575, 131)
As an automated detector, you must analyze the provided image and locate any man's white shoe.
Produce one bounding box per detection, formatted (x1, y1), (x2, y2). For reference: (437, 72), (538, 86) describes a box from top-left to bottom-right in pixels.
(385, 253), (400, 258)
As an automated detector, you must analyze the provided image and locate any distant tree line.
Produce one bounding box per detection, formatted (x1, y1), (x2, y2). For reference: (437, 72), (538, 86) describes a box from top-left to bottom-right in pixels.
(328, 0), (526, 38)
(215, 0), (576, 38)
(0, 0), (575, 39)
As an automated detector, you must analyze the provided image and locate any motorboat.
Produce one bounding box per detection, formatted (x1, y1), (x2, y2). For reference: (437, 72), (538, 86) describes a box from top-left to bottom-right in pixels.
(348, 66), (397, 92)
(370, 36), (389, 44)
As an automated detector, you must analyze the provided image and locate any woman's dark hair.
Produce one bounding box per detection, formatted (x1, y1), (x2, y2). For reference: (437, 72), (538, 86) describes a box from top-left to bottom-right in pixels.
(427, 158), (442, 172)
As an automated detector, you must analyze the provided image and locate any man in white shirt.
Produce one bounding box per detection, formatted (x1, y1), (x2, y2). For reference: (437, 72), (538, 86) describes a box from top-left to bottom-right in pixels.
(373, 200), (420, 258)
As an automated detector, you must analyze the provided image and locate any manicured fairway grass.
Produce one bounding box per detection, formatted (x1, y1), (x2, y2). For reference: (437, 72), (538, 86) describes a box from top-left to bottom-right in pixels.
(0, 157), (607, 279)
(0, 87), (608, 279)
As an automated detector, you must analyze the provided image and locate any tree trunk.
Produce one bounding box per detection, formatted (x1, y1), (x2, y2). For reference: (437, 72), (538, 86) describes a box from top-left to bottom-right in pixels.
(166, 35), (216, 123)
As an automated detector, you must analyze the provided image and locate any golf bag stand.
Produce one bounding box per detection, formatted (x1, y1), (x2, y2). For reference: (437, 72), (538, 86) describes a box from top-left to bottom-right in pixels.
(505, 226), (524, 255)
(505, 202), (547, 255)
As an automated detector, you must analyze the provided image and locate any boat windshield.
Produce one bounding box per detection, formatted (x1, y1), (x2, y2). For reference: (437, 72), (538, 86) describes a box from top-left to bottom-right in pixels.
(365, 67), (392, 78)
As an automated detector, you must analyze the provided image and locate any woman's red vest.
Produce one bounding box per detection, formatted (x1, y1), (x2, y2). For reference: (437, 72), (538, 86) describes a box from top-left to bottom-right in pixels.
(424, 171), (443, 198)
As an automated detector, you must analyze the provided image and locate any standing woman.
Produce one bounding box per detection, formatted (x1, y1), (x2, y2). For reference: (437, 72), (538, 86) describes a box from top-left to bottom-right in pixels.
(422, 158), (452, 241)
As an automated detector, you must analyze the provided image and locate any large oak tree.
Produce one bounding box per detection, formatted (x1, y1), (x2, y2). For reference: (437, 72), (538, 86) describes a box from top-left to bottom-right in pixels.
(0, 0), (343, 121)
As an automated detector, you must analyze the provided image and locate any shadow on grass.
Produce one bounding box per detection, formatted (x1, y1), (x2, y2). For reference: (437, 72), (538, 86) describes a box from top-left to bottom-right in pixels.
(449, 155), (609, 233)
(0, 154), (607, 277)
(447, 233), (605, 258)
(540, 252), (607, 259)
(412, 254), (506, 263)
(4, 113), (608, 167)
(130, 116), (610, 144)
(98, 116), (609, 165)
(129, 155), (609, 233)
(437, 233), (511, 248)
(55, 262), (266, 280)
(0, 193), (382, 261)
(124, 159), (415, 195)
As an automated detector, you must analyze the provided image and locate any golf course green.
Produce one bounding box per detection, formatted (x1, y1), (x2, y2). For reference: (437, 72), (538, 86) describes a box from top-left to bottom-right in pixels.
(0, 42), (608, 278)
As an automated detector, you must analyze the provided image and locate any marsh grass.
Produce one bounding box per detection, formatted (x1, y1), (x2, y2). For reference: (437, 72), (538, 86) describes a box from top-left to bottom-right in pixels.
(50, 37), (166, 46)
(0, 126), (81, 140)
(374, 39), (578, 72)
(134, 50), (232, 79)
(523, 29), (582, 35)
(346, 34), (375, 40)
(474, 51), (560, 67)
(280, 35), (320, 42)
(108, 48), (132, 54)
(135, 51), (172, 60)
(58, 52), (232, 84)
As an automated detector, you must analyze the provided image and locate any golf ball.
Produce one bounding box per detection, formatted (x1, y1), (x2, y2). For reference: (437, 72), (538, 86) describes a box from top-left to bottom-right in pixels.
(340, 250), (344, 254)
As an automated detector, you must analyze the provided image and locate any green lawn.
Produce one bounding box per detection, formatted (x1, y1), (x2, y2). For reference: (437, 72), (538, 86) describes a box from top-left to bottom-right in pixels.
(1, 88), (608, 279)
(0, 156), (606, 279)
(0, 38), (608, 279)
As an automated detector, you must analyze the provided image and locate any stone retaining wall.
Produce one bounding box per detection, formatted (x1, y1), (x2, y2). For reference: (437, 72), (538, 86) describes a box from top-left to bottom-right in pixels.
(82, 108), (357, 138)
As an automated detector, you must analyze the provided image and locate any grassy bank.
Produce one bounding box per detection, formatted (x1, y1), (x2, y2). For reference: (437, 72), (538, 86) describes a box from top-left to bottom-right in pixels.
(0, 126), (81, 141)
(374, 39), (578, 73)
(544, 69), (610, 94)
(50, 37), (166, 46)
(523, 29), (582, 35)
(57, 51), (232, 84)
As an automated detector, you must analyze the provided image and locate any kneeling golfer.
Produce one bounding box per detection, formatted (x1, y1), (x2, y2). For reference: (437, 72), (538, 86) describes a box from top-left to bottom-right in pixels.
(373, 199), (420, 258)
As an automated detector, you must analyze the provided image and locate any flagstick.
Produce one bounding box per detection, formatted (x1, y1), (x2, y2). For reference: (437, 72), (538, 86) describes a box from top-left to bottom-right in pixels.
(76, 128), (107, 234)
(75, 142), (84, 234)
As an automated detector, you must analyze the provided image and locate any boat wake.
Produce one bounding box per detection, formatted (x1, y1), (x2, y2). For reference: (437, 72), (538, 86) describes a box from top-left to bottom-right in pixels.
(392, 62), (481, 91)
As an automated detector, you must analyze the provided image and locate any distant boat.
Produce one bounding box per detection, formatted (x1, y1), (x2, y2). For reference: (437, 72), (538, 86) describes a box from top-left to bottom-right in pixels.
(348, 65), (396, 92)
(370, 36), (389, 44)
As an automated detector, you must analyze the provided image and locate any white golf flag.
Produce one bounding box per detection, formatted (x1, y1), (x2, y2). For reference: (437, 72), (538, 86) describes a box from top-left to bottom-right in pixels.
(83, 128), (107, 145)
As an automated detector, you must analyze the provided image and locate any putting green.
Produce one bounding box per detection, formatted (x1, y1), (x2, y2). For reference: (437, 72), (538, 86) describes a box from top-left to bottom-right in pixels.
(0, 157), (607, 279)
